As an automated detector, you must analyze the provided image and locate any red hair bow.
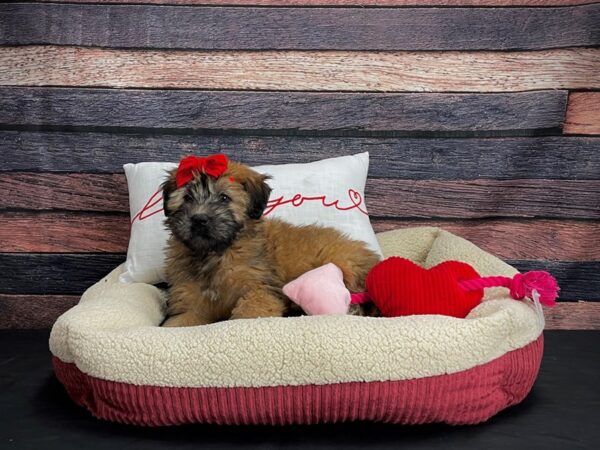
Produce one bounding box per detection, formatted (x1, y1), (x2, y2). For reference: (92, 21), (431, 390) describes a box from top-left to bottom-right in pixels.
(175, 154), (229, 188)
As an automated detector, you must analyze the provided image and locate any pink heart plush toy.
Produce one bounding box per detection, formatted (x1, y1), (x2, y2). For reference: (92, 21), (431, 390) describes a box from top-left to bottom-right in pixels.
(282, 263), (351, 315)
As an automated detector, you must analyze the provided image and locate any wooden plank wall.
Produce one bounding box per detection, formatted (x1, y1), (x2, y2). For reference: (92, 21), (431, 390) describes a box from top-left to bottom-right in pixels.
(0, 1), (599, 329)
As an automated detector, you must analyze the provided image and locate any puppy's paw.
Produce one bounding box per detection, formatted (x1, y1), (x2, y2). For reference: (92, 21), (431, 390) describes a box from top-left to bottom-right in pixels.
(161, 312), (211, 327)
(230, 291), (286, 320)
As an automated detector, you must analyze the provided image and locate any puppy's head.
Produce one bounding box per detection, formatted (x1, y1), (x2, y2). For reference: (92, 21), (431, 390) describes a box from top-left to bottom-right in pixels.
(162, 159), (271, 253)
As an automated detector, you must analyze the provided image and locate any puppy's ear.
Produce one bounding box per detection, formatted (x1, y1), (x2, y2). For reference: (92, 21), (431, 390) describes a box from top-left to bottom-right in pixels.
(161, 169), (178, 217)
(243, 174), (272, 219)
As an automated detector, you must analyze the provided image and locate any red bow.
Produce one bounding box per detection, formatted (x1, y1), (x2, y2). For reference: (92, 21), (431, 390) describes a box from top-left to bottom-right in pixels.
(175, 154), (229, 188)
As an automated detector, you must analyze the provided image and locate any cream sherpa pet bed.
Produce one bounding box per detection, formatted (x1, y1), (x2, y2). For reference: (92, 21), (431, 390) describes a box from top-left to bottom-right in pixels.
(50, 227), (544, 426)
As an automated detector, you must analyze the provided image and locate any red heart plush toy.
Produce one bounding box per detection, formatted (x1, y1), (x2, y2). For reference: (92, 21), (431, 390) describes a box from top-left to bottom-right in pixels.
(361, 257), (559, 319)
(366, 257), (484, 318)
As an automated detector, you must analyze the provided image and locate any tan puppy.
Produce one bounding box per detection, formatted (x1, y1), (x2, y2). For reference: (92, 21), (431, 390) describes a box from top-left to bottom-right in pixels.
(161, 160), (380, 327)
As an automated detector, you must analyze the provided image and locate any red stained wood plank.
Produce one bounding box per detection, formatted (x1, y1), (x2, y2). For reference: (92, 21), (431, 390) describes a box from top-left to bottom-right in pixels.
(0, 295), (79, 329)
(0, 212), (129, 253)
(564, 92), (600, 135)
(2, 47), (599, 92)
(372, 219), (600, 261)
(2, 213), (599, 261)
(542, 301), (600, 330)
(0, 88), (568, 134)
(2, 174), (599, 219)
(0, 173), (129, 212)
(2, 3), (598, 50)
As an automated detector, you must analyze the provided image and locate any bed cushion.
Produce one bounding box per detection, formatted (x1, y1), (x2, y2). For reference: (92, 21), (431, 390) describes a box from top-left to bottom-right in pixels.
(50, 227), (544, 426)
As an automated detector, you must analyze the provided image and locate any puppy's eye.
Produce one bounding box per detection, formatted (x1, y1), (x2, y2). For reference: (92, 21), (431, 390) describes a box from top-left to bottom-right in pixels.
(184, 193), (193, 203)
(219, 193), (231, 203)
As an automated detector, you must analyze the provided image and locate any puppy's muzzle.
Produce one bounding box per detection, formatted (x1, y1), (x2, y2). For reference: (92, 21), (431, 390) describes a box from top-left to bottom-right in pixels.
(190, 214), (210, 237)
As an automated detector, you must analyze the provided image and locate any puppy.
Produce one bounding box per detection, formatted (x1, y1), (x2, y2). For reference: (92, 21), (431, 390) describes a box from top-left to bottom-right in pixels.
(161, 160), (381, 327)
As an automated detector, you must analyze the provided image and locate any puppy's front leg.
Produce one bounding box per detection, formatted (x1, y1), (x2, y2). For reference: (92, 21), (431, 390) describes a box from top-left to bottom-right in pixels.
(162, 282), (219, 327)
(230, 289), (286, 320)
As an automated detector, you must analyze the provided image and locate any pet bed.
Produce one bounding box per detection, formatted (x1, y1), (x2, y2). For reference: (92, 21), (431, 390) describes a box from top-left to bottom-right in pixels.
(50, 227), (544, 426)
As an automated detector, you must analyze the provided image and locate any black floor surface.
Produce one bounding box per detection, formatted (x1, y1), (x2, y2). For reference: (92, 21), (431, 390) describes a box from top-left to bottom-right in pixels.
(1, 330), (599, 449)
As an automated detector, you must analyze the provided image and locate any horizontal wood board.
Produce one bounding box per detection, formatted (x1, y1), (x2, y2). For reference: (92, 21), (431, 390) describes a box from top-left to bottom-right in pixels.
(375, 220), (600, 261)
(2, 173), (599, 219)
(0, 254), (127, 295)
(2, 3), (599, 50)
(1, 213), (131, 253)
(1, 132), (599, 179)
(0, 295), (80, 329)
(0, 253), (596, 299)
(2, 213), (599, 261)
(2, 47), (599, 92)
(564, 92), (600, 135)
(30, 1), (600, 6)
(538, 301), (600, 330)
(0, 88), (568, 134)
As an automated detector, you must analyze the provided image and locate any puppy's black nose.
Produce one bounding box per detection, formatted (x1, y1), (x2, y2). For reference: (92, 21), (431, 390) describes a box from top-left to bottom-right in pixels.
(191, 214), (209, 228)
(191, 214), (210, 237)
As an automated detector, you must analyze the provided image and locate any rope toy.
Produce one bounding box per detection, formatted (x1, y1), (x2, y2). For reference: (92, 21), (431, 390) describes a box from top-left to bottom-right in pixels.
(456, 271), (559, 307)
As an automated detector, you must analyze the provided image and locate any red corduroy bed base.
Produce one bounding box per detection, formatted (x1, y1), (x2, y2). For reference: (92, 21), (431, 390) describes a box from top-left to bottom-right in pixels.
(53, 336), (542, 426)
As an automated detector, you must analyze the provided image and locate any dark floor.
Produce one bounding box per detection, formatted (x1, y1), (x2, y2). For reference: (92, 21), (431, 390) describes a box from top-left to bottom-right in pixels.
(1, 330), (599, 450)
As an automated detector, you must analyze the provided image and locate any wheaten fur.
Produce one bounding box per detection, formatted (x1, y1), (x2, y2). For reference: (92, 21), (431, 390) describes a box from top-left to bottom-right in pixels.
(161, 160), (381, 327)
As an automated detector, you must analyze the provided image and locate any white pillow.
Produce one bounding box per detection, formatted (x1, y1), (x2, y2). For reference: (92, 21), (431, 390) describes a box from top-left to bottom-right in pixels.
(121, 153), (382, 284)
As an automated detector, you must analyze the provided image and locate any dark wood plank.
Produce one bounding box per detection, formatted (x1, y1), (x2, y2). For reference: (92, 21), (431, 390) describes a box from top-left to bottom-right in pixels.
(2, 173), (599, 219)
(510, 261), (600, 301)
(2, 3), (598, 50)
(3, 213), (599, 261)
(0, 253), (597, 299)
(2, 132), (599, 180)
(2, 296), (598, 330)
(564, 92), (600, 135)
(0, 295), (79, 329)
(0, 88), (568, 134)
(3, 46), (599, 92)
(32, 1), (600, 6)
(367, 179), (600, 219)
(0, 254), (126, 295)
